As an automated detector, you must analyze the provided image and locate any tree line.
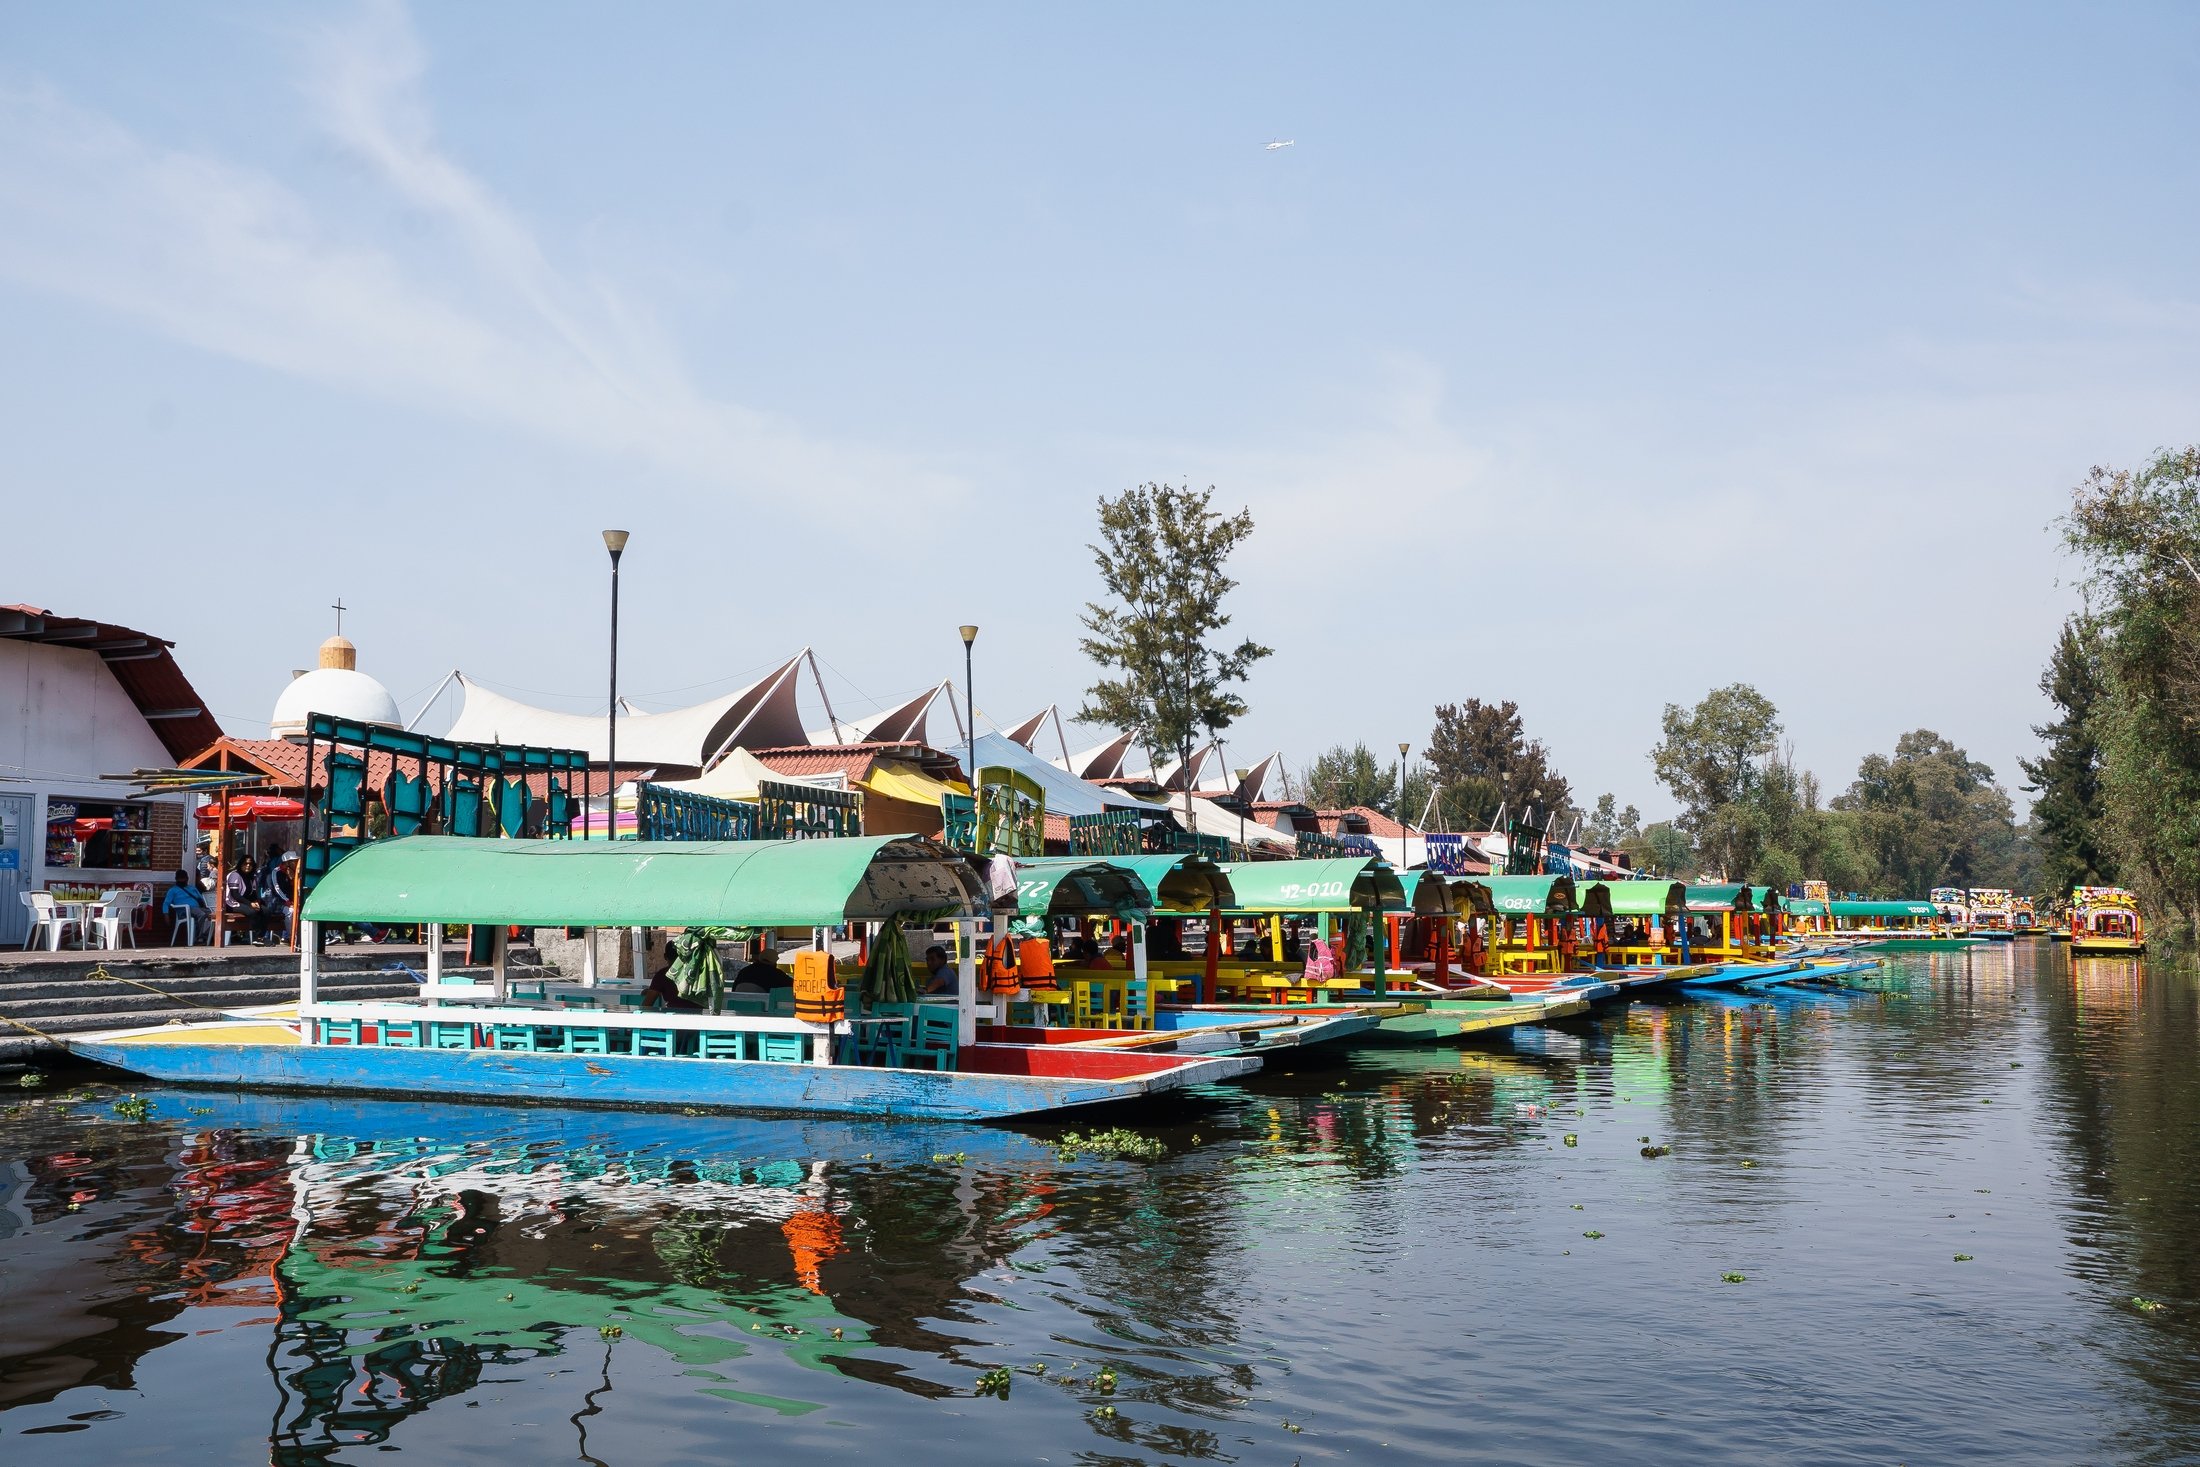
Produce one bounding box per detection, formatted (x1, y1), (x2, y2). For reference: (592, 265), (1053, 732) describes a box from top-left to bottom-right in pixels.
(1070, 473), (2183, 924)
(1303, 686), (2035, 900)
(2025, 446), (2200, 935)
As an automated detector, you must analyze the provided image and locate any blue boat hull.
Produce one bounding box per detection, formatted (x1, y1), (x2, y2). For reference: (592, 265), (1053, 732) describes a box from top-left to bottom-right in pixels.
(65, 1039), (1253, 1122)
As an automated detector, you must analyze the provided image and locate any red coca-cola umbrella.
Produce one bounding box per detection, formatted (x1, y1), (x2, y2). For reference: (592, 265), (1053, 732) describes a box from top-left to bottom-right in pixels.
(195, 795), (306, 829)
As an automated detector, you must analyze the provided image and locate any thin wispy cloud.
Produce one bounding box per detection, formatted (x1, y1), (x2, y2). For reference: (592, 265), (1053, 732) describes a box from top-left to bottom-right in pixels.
(0, 0), (960, 510)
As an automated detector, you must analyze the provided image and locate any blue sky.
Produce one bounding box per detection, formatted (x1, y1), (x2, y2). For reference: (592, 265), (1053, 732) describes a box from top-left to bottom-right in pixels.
(4, 1), (2196, 820)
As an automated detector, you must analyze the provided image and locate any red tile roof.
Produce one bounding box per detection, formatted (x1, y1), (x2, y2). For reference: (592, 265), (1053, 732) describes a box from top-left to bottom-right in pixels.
(1315, 806), (1416, 839)
(751, 742), (967, 785)
(1, 603), (223, 761)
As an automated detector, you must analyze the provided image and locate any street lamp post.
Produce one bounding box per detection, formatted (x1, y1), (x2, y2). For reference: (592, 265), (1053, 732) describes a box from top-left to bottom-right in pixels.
(603, 530), (629, 840)
(1398, 741), (1411, 867)
(959, 625), (978, 844)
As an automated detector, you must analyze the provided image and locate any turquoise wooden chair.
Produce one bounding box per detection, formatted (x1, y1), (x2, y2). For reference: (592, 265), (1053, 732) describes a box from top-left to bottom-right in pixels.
(379, 1021), (424, 1048)
(317, 1017), (362, 1045)
(428, 1021), (475, 1049)
(566, 1027), (611, 1054)
(759, 1032), (807, 1063)
(697, 1031), (748, 1060)
(491, 1025), (545, 1051)
(631, 1029), (678, 1057)
(900, 1007), (958, 1070)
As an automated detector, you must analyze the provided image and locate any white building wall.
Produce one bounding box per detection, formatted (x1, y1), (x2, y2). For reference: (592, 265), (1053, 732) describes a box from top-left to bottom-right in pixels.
(0, 640), (193, 934)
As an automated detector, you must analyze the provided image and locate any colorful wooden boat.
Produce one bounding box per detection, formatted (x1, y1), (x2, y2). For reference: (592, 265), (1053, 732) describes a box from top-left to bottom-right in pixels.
(1965, 888), (2017, 941)
(2068, 886), (2146, 955)
(1827, 898), (1980, 949)
(68, 837), (1256, 1120)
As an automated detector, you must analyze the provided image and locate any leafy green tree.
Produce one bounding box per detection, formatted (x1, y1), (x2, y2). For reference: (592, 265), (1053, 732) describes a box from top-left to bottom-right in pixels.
(1649, 684), (1781, 878)
(1079, 484), (1271, 825)
(1633, 821), (1694, 876)
(1584, 793), (1640, 849)
(2064, 447), (2200, 930)
(1303, 743), (1401, 816)
(2019, 617), (2116, 896)
(1831, 730), (2021, 896)
(1425, 698), (1575, 831)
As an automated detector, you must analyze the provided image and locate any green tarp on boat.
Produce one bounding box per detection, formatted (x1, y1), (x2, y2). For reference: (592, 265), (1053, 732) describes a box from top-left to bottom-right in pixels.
(1006, 858), (1154, 918)
(1218, 857), (1404, 913)
(1479, 874), (1577, 916)
(1579, 880), (1685, 919)
(302, 835), (988, 927)
(1686, 883), (1756, 912)
(1084, 853), (1236, 912)
(1828, 899), (1937, 920)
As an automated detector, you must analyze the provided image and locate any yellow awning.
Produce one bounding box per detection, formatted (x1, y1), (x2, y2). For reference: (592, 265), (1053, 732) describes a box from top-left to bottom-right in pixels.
(862, 759), (968, 807)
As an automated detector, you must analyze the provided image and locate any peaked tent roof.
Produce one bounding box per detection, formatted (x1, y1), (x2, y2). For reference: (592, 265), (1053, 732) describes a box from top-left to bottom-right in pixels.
(1233, 752), (1282, 803)
(972, 732), (1149, 818)
(1001, 706), (1074, 765)
(444, 654), (813, 769)
(654, 746), (837, 802)
(1059, 731), (1139, 782)
(807, 681), (952, 746)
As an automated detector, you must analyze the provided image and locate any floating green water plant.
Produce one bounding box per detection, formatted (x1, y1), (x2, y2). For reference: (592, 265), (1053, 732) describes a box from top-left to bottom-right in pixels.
(974, 1366), (1013, 1399)
(1953, 1254), (1973, 1262)
(1583, 1230), (1604, 1239)
(2131, 1297), (2164, 1313)
(1722, 1272), (1747, 1283)
(111, 1095), (152, 1121)
(17, 1072), (43, 1088)
(1093, 1365), (1118, 1394)
(1563, 1134), (1578, 1147)
(1640, 1144), (1671, 1159)
(599, 1324), (623, 1340)
(1055, 1129), (1165, 1162)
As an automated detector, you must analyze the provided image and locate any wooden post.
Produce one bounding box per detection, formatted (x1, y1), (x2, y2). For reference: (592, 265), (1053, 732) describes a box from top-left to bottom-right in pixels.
(955, 917), (978, 1046)
(299, 920), (319, 1019)
(1202, 905), (1221, 1004)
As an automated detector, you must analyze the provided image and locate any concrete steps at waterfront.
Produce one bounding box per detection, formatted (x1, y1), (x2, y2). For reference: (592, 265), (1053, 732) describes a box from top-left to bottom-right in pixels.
(0, 945), (544, 1066)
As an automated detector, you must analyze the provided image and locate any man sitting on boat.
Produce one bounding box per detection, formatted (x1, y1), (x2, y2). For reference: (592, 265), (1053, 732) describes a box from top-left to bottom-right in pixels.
(922, 943), (957, 995)
(731, 939), (793, 994)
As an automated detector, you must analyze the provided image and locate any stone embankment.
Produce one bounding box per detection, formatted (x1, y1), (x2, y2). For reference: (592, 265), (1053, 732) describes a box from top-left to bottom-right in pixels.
(0, 945), (543, 1066)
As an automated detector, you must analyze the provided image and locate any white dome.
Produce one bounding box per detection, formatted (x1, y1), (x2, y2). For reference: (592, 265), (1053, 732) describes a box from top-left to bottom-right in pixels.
(271, 667), (401, 739)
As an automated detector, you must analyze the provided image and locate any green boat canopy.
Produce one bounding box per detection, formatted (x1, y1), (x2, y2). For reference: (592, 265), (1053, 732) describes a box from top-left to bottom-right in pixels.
(1686, 883), (1755, 912)
(1090, 854), (1237, 912)
(1784, 897), (1829, 917)
(1006, 858), (1154, 919)
(1479, 874), (1577, 917)
(301, 836), (989, 928)
(1828, 899), (1938, 920)
(1748, 885), (1785, 914)
(1580, 879), (1685, 919)
(1218, 857), (1404, 913)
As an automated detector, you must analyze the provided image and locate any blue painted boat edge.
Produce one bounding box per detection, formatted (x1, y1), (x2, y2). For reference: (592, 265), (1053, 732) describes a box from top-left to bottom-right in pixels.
(64, 1040), (1258, 1122)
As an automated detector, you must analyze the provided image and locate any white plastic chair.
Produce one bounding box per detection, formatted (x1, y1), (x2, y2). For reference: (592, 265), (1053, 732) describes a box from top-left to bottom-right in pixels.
(168, 901), (207, 947)
(95, 890), (141, 950)
(24, 892), (81, 951)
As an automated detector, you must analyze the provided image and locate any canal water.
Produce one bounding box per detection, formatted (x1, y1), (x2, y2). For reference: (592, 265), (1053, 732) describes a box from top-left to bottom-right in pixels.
(3, 943), (2196, 1465)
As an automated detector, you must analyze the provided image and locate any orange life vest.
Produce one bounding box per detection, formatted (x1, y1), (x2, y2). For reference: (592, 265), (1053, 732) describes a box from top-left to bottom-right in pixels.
(984, 936), (1024, 995)
(791, 949), (845, 1024)
(1017, 937), (1056, 983)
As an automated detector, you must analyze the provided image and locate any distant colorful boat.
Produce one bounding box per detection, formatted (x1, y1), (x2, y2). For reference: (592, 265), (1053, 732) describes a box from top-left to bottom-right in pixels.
(2068, 886), (2146, 956)
(1965, 888), (2017, 941)
(1827, 899), (1980, 949)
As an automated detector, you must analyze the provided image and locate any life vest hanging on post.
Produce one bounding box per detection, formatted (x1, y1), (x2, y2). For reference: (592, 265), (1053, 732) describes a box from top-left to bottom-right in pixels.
(985, 934), (1024, 995)
(791, 948), (845, 1024)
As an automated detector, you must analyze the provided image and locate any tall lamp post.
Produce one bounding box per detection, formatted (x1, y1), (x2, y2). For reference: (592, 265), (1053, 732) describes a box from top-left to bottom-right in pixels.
(1398, 741), (1411, 868)
(603, 530), (629, 840)
(958, 625), (979, 839)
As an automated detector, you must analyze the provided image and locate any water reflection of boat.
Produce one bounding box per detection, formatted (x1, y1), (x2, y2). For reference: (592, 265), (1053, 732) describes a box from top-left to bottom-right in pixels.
(209, 1092), (1050, 1453)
